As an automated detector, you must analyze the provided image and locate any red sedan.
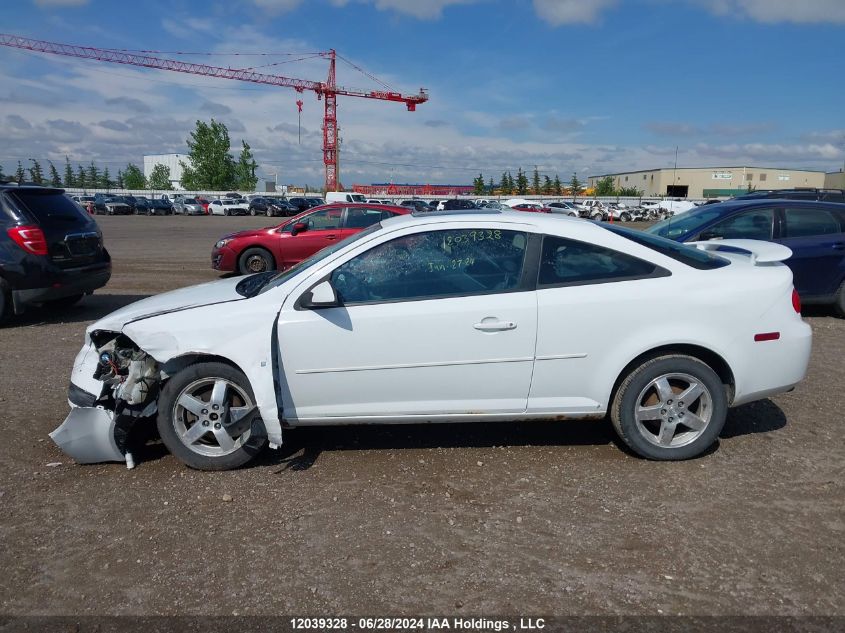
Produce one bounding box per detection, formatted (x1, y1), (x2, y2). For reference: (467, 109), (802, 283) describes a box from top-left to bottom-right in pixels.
(212, 203), (412, 275)
(510, 203), (551, 213)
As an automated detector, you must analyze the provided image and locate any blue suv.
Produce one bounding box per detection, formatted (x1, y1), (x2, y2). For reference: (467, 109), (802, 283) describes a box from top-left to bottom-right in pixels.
(647, 199), (845, 315)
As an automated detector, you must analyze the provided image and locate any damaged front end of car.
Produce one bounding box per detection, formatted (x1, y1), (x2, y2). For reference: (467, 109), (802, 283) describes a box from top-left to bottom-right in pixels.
(50, 331), (160, 468)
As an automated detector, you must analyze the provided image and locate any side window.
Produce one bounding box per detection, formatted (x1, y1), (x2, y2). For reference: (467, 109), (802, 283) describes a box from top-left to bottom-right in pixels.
(331, 228), (528, 304)
(344, 207), (389, 229)
(783, 208), (841, 238)
(705, 208), (774, 240)
(539, 235), (658, 287)
(304, 208), (343, 230)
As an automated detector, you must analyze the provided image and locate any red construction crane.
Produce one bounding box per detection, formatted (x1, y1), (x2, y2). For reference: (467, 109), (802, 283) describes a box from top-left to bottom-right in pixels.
(0, 33), (428, 191)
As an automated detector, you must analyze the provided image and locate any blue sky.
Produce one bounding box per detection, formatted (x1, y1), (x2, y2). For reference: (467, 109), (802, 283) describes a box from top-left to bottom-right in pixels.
(1, 0), (844, 187)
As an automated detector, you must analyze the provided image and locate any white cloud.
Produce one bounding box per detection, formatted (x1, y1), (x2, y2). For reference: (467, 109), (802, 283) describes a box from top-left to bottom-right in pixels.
(532, 0), (618, 25)
(697, 0), (845, 24)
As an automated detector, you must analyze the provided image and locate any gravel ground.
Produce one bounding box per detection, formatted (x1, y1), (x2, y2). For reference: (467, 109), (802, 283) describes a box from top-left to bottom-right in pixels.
(0, 215), (843, 616)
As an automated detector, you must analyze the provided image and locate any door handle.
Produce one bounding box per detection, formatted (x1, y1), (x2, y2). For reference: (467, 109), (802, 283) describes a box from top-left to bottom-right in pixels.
(326, 234), (338, 240)
(473, 319), (517, 332)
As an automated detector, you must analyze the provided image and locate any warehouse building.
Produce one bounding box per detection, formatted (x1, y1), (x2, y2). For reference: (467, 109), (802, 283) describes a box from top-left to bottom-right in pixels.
(588, 166), (826, 198)
(825, 170), (845, 190)
(143, 153), (190, 189)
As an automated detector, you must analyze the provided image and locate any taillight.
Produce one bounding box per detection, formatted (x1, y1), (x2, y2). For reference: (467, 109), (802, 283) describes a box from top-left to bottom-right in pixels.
(7, 225), (48, 256)
(792, 289), (801, 314)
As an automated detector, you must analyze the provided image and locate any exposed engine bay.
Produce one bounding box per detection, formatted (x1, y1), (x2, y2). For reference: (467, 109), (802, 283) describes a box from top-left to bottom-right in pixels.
(50, 331), (162, 468)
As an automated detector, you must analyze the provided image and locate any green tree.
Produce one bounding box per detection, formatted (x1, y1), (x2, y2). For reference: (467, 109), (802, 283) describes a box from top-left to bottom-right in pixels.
(595, 176), (615, 196)
(77, 165), (87, 189)
(123, 163), (145, 190)
(0, 164), (5, 182)
(64, 156), (75, 188)
(28, 159), (44, 185)
(147, 164), (173, 190)
(499, 172), (510, 195)
(516, 168), (528, 195)
(487, 177), (494, 194)
(234, 141), (258, 191)
(472, 173), (485, 195)
(553, 174), (562, 196)
(618, 186), (643, 197)
(116, 169), (124, 189)
(542, 175), (553, 195)
(531, 166), (541, 195)
(48, 161), (62, 187)
(100, 166), (112, 190)
(87, 161), (99, 188)
(506, 172), (515, 194)
(15, 161), (26, 184)
(180, 118), (237, 190)
(569, 173), (583, 200)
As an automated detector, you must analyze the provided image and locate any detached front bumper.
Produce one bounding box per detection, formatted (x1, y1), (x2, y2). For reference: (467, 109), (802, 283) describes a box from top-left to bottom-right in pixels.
(50, 406), (125, 464)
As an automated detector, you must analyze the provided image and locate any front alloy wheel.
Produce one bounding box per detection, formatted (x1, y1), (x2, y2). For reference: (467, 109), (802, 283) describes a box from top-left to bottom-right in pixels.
(158, 362), (266, 470)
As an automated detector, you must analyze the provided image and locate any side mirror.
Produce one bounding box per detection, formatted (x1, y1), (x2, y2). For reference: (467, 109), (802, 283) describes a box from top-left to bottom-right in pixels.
(291, 221), (308, 236)
(300, 280), (339, 309)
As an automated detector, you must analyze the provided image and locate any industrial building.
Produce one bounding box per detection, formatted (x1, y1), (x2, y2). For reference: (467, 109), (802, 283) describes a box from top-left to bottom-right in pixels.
(143, 154), (190, 189)
(825, 170), (845, 190)
(588, 166), (827, 198)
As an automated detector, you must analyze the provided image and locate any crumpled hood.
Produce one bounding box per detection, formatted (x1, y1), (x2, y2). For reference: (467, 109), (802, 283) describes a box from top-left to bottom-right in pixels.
(89, 276), (247, 334)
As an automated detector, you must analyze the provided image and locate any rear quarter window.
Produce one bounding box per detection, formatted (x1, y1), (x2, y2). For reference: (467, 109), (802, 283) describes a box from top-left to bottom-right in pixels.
(9, 191), (89, 224)
(606, 225), (730, 270)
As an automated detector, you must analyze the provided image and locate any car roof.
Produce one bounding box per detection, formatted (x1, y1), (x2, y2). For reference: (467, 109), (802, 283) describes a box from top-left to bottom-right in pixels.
(382, 208), (591, 234)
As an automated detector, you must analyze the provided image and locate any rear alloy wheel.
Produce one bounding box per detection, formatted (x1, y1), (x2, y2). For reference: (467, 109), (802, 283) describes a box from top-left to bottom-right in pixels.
(238, 247), (275, 275)
(157, 362), (266, 470)
(611, 355), (727, 460)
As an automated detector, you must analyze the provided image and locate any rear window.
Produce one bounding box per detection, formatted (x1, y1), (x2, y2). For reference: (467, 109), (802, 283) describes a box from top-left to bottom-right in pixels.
(10, 191), (89, 224)
(606, 225), (729, 270)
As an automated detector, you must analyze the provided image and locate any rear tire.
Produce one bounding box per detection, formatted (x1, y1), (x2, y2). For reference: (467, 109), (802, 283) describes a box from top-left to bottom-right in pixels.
(610, 354), (727, 460)
(834, 280), (845, 318)
(250, 208), (257, 216)
(0, 278), (11, 326)
(621, 212), (632, 222)
(157, 362), (267, 471)
(238, 247), (275, 275)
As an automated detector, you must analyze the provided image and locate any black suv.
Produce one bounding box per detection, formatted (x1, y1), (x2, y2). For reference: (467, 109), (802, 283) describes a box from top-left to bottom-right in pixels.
(0, 184), (111, 323)
(734, 188), (845, 203)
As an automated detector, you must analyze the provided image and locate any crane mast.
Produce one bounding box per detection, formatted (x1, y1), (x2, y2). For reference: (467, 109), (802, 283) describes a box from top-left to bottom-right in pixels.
(0, 33), (428, 192)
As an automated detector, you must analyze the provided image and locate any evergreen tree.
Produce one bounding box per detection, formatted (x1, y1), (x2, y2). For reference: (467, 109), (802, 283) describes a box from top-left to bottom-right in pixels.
(48, 161), (62, 187)
(64, 156), (75, 188)
(123, 163), (145, 190)
(147, 164), (173, 190)
(569, 173), (583, 200)
(553, 174), (562, 196)
(499, 172), (510, 195)
(87, 161), (99, 188)
(28, 159), (44, 185)
(506, 171), (515, 194)
(0, 164), (5, 182)
(77, 165), (87, 189)
(531, 166), (541, 195)
(472, 173), (485, 195)
(234, 140), (258, 191)
(542, 175), (553, 195)
(516, 168), (528, 195)
(101, 166), (111, 190)
(15, 161), (26, 184)
(487, 177), (494, 194)
(180, 118), (237, 190)
(116, 169), (124, 189)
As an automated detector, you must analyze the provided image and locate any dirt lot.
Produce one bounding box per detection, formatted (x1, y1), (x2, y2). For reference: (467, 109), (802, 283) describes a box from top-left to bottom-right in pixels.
(0, 215), (843, 616)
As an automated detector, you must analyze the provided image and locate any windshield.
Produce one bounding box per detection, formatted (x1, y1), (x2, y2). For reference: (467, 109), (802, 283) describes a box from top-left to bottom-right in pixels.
(646, 205), (730, 239)
(249, 222), (384, 297)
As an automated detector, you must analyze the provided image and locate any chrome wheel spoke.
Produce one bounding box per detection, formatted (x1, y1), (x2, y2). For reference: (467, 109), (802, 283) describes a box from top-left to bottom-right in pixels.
(212, 425), (236, 452)
(178, 393), (206, 417)
(678, 383), (704, 406)
(636, 404), (663, 422)
(681, 411), (707, 431)
(210, 379), (228, 408)
(654, 377), (674, 403)
(657, 421), (677, 446)
(182, 422), (209, 444)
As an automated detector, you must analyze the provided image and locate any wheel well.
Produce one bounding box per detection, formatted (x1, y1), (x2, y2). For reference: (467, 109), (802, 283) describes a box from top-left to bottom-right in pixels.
(238, 245), (276, 268)
(609, 344), (736, 408)
(161, 353), (248, 382)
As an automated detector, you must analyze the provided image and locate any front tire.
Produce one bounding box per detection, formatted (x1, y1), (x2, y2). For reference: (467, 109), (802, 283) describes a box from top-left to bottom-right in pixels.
(250, 208), (257, 216)
(238, 247), (275, 275)
(610, 355), (727, 460)
(157, 362), (267, 471)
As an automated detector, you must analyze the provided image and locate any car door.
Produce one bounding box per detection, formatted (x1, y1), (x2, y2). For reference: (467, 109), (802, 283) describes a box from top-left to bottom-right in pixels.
(276, 226), (538, 421)
(276, 207), (346, 269)
(774, 205), (845, 298)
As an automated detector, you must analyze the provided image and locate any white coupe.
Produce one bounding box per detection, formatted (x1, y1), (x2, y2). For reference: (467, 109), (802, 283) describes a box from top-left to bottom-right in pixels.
(52, 210), (811, 470)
